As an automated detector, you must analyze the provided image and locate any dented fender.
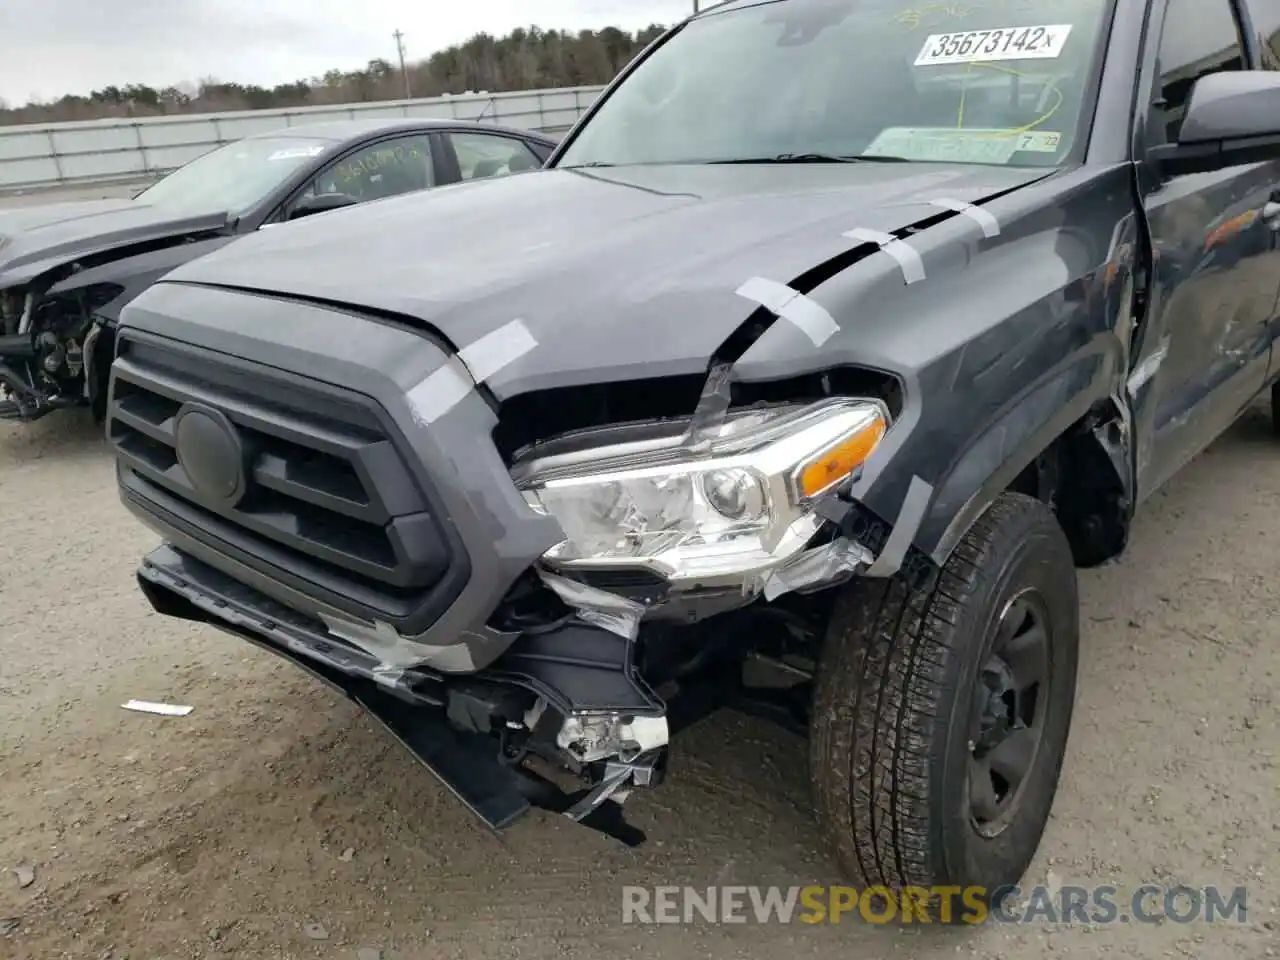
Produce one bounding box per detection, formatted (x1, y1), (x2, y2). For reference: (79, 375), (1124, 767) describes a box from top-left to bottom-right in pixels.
(730, 164), (1142, 575)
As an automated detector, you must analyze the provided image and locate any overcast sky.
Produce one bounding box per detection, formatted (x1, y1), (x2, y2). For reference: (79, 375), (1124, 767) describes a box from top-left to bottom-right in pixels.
(0, 0), (697, 105)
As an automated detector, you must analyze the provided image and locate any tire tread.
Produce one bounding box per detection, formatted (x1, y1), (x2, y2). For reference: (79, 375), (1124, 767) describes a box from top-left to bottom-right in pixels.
(810, 492), (1066, 890)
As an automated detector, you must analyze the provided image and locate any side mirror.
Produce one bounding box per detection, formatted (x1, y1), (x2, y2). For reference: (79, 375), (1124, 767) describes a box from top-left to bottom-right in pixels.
(288, 192), (359, 221)
(1151, 71), (1280, 176)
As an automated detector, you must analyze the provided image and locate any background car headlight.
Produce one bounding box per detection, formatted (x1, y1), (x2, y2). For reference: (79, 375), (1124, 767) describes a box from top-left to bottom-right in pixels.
(514, 398), (888, 584)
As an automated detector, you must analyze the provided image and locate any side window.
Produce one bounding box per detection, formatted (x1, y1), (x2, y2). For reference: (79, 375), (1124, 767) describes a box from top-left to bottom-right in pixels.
(1154, 0), (1246, 143)
(528, 139), (555, 163)
(1250, 0), (1280, 67)
(449, 132), (542, 182)
(296, 135), (435, 208)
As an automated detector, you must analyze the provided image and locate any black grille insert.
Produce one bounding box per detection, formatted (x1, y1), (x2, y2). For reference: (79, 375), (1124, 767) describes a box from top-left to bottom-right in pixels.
(109, 335), (463, 618)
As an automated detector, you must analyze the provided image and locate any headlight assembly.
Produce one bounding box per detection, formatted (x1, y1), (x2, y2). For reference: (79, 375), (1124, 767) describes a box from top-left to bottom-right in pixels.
(513, 398), (888, 585)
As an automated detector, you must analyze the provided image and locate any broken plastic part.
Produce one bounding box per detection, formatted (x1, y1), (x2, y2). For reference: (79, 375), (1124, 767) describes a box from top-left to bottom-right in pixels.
(537, 568), (647, 640)
(761, 537), (872, 601)
(563, 753), (663, 822)
(616, 715), (669, 762)
(555, 712), (670, 764)
(843, 227), (927, 284)
(122, 700), (194, 717)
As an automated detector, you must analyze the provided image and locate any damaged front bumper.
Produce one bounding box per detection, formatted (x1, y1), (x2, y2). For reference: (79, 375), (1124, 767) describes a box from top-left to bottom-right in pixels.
(137, 544), (676, 845)
(109, 291), (914, 846)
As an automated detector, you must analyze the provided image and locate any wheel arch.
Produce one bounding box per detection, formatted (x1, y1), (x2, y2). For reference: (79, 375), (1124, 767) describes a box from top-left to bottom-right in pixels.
(928, 370), (1135, 571)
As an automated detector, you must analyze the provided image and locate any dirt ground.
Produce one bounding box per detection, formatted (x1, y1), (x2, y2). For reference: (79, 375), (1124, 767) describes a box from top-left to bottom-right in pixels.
(0, 188), (1277, 960)
(1, 401), (1276, 960)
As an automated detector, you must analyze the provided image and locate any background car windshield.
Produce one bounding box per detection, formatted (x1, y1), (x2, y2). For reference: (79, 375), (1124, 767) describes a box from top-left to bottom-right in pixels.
(556, 0), (1111, 168)
(134, 137), (331, 214)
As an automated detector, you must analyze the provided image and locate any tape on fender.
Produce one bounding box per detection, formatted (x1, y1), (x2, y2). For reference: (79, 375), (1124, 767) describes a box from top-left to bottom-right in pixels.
(930, 197), (1001, 238)
(406, 319), (538, 425)
(863, 475), (933, 578)
(843, 228), (926, 284)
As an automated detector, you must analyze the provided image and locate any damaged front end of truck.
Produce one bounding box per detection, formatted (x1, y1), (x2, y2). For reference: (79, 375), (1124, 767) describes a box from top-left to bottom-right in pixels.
(109, 260), (928, 846)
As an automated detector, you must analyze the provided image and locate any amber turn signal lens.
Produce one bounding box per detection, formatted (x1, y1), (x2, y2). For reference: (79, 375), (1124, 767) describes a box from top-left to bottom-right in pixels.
(797, 416), (887, 498)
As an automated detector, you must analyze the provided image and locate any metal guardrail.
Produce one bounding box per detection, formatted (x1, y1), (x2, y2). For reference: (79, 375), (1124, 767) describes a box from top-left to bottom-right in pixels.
(0, 85), (607, 192)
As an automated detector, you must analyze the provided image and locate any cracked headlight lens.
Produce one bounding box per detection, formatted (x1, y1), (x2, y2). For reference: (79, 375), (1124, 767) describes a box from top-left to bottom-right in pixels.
(514, 398), (888, 583)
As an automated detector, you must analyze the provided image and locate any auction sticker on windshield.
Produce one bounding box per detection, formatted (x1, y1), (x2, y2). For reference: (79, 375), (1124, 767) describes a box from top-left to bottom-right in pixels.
(268, 146), (326, 161)
(864, 128), (1063, 164)
(914, 24), (1073, 65)
(865, 128), (1064, 165)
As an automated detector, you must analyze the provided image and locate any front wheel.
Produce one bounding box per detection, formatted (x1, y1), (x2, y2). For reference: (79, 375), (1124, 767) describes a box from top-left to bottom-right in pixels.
(809, 492), (1079, 906)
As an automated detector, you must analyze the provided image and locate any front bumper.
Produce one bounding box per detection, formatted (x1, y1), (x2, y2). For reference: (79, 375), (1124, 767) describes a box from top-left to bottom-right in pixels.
(107, 286), (568, 676)
(137, 543), (663, 844)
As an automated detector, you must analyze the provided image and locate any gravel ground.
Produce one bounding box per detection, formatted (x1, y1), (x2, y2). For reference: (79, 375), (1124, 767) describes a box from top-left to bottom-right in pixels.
(0, 189), (1278, 960)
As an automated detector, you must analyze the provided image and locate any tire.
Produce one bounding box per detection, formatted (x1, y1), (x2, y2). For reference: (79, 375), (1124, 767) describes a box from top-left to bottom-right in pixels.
(809, 492), (1079, 907)
(1271, 382), (1280, 438)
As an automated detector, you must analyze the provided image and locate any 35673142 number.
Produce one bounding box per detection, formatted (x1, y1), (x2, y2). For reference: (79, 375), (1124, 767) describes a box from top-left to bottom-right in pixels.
(916, 23), (1073, 65)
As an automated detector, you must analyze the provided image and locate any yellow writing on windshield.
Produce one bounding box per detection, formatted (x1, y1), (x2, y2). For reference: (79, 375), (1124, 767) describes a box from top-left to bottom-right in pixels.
(892, 0), (1101, 31)
(953, 60), (1065, 133)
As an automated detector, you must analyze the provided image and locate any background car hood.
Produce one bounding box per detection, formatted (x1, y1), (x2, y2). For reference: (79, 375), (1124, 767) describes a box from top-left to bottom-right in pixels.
(0, 198), (230, 287)
(161, 163), (1049, 396)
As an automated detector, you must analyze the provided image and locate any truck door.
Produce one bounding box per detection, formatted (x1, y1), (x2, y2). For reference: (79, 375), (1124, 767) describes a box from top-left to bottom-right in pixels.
(1244, 0), (1280, 383)
(1135, 0), (1280, 501)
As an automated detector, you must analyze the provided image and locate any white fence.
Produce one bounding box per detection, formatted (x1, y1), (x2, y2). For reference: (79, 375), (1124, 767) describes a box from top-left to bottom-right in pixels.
(0, 85), (608, 192)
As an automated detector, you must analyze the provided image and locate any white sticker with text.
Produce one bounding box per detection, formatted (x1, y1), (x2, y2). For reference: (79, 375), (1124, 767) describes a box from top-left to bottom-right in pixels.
(864, 127), (1064, 164)
(268, 146), (326, 161)
(915, 24), (1073, 65)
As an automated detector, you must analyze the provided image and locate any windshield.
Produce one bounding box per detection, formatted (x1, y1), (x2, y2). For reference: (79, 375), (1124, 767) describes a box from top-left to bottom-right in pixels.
(134, 136), (332, 215)
(556, 0), (1111, 169)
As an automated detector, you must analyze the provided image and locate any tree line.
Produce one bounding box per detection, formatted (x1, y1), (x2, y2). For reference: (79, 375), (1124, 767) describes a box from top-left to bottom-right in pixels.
(0, 25), (669, 126)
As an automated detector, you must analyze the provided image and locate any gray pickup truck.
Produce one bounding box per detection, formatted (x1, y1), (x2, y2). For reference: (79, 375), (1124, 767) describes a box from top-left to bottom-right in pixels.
(105, 0), (1280, 904)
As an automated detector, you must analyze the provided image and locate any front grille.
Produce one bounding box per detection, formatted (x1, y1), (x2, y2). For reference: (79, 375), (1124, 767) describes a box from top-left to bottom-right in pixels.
(109, 333), (469, 630)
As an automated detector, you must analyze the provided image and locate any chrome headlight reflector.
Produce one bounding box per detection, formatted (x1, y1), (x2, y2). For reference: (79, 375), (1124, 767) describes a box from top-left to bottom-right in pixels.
(515, 398), (888, 584)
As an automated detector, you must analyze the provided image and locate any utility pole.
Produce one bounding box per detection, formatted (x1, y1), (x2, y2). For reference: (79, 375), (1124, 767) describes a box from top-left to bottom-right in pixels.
(393, 29), (412, 100)
(692, 0), (700, 11)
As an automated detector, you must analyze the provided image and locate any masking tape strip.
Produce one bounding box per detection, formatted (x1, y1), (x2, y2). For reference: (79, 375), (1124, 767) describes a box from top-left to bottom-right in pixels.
(735, 276), (839, 346)
(684, 361), (735, 452)
(319, 611), (477, 671)
(1127, 337), (1168, 396)
(930, 197), (1001, 238)
(863, 475), (933, 578)
(843, 228), (926, 284)
(539, 568), (646, 641)
(406, 319), (538, 425)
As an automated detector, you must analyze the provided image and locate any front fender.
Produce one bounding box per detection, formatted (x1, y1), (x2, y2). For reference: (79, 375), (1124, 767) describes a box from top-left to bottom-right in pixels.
(732, 164), (1135, 576)
(926, 339), (1122, 563)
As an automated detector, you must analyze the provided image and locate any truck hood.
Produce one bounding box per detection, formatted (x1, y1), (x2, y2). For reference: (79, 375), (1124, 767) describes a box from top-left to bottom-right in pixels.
(160, 163), (1050, 396)
(0, 198), (230, 287)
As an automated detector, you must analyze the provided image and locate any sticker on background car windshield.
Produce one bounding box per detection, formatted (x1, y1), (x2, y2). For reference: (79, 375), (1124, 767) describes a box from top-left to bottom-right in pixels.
(863, 127), (1063, 164)
(267, 146), (326, 161)
(914, 24), (1073, 65)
